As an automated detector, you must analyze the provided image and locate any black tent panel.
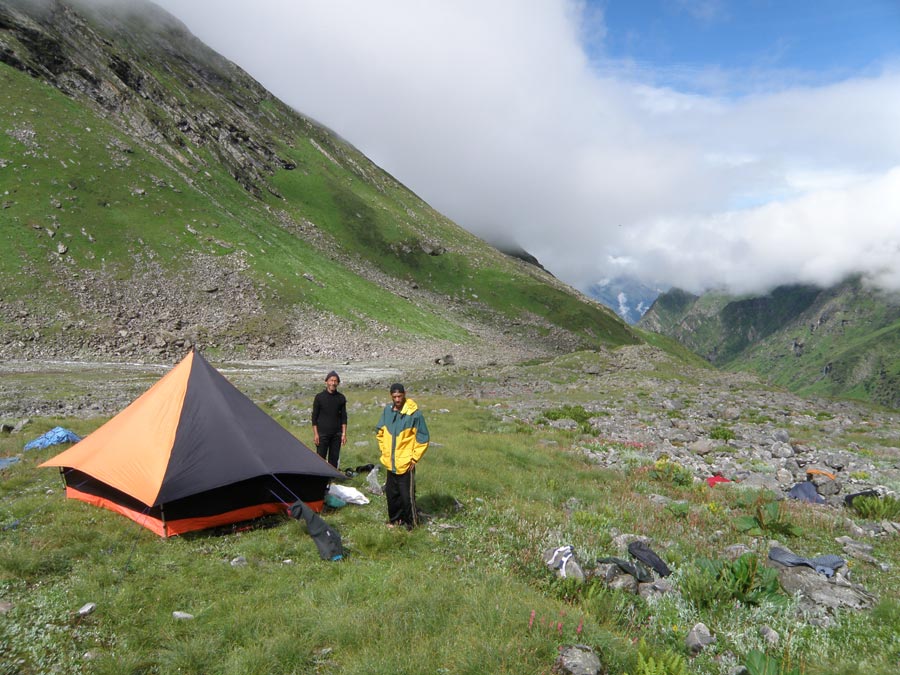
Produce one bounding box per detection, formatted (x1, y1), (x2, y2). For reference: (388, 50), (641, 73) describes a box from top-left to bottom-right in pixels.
(157, 352), (341, 504)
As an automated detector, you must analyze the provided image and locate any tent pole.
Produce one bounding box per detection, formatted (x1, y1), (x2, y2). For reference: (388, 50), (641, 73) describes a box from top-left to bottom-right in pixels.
(160, 505), (168, 538)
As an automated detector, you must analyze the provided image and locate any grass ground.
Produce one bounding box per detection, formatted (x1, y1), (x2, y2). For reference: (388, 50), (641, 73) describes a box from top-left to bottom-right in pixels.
(1, 359), (899, 675)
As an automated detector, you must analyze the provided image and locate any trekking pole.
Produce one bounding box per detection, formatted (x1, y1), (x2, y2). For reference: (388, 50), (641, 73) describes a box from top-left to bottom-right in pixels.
(409, 464), (417, 528)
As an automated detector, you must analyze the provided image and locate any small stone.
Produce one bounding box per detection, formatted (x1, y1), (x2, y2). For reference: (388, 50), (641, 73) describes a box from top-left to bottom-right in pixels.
(759, 624), (780, 646)
(686, 622), (716, 655)
(723, 544), (752, 561)
(638, 579), (676, 599)
(775, 468), (794, 484)
(608, 574), (639, 594)
(77, 602), (96, 616)
(771, 441), (794, 458)
(689, 438), (716, 455)
(172, 611), (194, 620)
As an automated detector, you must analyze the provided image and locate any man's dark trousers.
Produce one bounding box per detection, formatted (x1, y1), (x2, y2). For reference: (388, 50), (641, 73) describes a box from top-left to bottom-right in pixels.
(385, 468), (416, 528)
(317, 433), (341, 469)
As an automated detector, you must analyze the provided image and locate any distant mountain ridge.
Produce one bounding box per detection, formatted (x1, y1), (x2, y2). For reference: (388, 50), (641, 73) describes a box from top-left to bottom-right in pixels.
(0, 0), (638, 364)
(587, 276), (662, 325)
(638, 277), (900, 408)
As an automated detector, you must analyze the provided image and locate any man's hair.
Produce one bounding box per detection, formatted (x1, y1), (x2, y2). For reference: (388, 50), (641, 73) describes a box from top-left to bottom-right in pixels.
(389, 383), (405, 394)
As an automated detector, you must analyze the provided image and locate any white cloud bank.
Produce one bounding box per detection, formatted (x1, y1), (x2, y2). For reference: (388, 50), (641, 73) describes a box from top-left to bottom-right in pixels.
(145, 0), (900, 294)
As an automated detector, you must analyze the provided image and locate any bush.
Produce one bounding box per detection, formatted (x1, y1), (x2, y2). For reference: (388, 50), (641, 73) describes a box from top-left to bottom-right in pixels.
(850, 494), (900, 521)
(625, 639), (687, 675)
(709, 425), (736, 441)
(543, 404), (593, 433)
(734, 498), (801, 538)
(649, 457), (694, 487)
(745, 649), (802, 675)
(682, 553), (785, 609)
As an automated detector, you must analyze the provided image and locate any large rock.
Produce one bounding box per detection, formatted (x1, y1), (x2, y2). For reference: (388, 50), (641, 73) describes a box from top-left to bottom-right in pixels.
(554, 645), (602, 675)
(776, 566), (876, 615)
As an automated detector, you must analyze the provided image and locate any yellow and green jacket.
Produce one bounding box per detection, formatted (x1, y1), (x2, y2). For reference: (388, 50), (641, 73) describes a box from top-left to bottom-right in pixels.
(376, 398), (429, 475)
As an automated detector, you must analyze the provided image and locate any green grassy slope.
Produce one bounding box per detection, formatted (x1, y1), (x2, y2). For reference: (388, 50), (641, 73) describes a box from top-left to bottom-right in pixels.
(737, 290), (900, 408)
(0, 0), (637, 360)
(639, 280), (900, 409)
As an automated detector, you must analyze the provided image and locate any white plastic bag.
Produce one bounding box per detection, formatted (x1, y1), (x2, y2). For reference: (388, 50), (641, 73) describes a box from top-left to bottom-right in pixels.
(327, 483), (370, 505)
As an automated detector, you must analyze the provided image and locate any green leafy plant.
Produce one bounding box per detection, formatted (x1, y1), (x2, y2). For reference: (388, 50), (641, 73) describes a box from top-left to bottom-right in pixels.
(709, 425), (736, 441)
(682, 553), (784, 609)
(649, 457), (694, 487)
(745, 648), (802, 675)
(625, 639), (688, 675)
(734, 498), (801, 537)
(665, 501), (691, 519)
(543, 404), (593, 433)
(850, 495), (900, 521)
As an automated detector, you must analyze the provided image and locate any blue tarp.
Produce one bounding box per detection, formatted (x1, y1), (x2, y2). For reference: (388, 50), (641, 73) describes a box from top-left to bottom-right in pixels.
(23, 426), (81, 451)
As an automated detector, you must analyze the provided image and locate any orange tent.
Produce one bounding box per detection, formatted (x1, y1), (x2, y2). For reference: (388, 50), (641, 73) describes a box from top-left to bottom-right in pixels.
(41, 351), (342, 537)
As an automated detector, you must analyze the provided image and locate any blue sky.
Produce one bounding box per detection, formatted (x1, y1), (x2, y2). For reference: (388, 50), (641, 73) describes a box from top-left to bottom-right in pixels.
(149, 0), (900, 294)
(594, 0), (900, 89)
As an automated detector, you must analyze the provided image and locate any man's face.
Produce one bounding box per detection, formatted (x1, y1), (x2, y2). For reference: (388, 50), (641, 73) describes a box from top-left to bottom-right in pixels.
(391, 390), (406, 409)
(325, 376), (339, 393)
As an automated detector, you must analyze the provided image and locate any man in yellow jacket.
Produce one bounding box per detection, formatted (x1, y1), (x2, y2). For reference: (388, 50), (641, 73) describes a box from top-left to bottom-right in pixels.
(375, 383), (430, 529)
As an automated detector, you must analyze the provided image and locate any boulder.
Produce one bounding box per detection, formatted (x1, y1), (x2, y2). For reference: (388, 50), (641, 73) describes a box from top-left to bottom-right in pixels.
(554, 645), (602, 675)
(777, 566), (876, 614)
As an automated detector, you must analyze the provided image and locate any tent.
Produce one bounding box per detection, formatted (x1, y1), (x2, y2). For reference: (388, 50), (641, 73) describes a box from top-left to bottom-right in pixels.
(40, 350), (342, 537)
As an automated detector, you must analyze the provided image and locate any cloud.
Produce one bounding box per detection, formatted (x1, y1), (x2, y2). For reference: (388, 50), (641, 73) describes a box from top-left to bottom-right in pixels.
(143, 0), (900, 294)
(616, 167), (900, 293)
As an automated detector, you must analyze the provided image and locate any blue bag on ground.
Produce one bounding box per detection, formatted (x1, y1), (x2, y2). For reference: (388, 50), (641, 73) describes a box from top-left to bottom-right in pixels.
(788, 481), (825, 504)
(24, 427), (81, 451)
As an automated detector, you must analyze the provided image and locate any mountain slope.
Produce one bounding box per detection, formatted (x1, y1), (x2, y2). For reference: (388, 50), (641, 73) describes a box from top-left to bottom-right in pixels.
(639, 278), (900, 408)
(588, 277), (663, 325)
(0, 0), (638, 363)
